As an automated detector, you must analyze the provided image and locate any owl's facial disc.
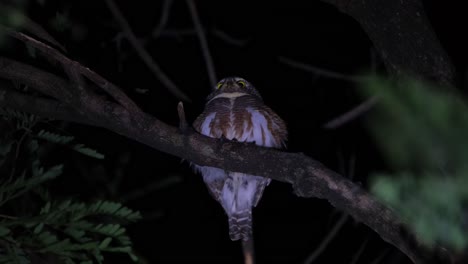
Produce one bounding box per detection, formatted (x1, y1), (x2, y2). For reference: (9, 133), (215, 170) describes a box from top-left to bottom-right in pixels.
(208, 77), (262, 102)
(216, 77), (247, 91)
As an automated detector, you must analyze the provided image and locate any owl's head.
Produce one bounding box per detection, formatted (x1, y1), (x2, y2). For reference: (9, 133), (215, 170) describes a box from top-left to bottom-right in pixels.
(207, 77), (263, 101)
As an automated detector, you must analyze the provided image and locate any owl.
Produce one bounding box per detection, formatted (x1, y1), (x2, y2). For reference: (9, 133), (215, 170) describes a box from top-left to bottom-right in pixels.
(192, 77), (287, 241)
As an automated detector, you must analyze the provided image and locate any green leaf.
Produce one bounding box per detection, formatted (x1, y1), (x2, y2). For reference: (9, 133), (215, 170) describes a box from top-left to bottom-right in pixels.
(128, 252), (139, 262)
(73, 144), (104, 159)
(40, 202), (51, 214)
(33, 223), (44, 234)
(38, 231), (58, 246)
(37, 130), (74, 144)
(98, 237), (112, 249)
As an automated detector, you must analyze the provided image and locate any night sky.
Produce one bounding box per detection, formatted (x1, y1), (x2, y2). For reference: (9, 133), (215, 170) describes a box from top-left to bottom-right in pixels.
(2, 0), (467, 263)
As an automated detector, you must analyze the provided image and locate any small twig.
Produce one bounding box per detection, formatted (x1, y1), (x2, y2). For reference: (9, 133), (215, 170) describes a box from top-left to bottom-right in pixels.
(0, 214), (18, 220)
(186, 0), (217, 87)
(278, 56), (367, 82)
(2, 28), (141, 113)
(8, 129), (29, 179)
(152, 0), (174, 38)
(212, 28), (248, 47)
(105, 0), (191, 102)
(323, 96), (379, 129)
(303, 213), (349, 264)
(177, 101), (188, 131)
(349, 237), (370, 264)
(370, 249), (390, 264)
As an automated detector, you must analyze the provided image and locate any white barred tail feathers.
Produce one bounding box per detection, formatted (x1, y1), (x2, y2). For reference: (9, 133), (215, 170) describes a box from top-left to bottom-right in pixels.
(229, 209), (253, 241)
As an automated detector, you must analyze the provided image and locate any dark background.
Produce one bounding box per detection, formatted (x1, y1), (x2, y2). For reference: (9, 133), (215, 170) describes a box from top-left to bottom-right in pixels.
(3, 0), (467, 263)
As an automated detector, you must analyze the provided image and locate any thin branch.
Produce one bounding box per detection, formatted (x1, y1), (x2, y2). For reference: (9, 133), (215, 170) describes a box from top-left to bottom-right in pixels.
(104, 0), (191, 102)
(186, 0), (217, 87)
(370, 249), (390, 264)
(212, 28), (248, 47)
(2, 28), (141, 113)
(278, 56), (368, 82)
(303, 213), (349, 264)
(323, 95), (379, 129)
(349, 237), (370, 264)
(152, 0), (174, 38)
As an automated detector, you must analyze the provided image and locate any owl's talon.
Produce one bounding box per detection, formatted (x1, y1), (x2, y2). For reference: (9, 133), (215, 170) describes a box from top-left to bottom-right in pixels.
(219, 135), (231, 143)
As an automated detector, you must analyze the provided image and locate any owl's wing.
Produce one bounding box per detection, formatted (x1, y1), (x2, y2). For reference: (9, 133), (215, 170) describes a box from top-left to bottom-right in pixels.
(246, 107), (287, 148)
(192, 110), (228, 204)
(193, 165), (227, 204)
(251, 175), (270, 207)
(243, 107), (286, 206)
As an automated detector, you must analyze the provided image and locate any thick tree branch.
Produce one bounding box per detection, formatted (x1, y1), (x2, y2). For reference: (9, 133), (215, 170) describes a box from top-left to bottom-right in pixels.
(320, 0), (455, 87)
(2, 28), (142, 113)
(0, 57), (450, 264)
(0, 87), (92, 126)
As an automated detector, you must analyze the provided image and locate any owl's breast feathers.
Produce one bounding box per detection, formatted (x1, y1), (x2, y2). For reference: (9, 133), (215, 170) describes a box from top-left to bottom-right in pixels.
(192, 93), (287, 241)
(193, 94), (287, 147)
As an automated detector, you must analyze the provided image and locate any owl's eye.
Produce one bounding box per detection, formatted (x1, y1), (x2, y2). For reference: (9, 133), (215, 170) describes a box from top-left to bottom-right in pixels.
(237, 80), (246, 88)
(216, 82), (223, 89)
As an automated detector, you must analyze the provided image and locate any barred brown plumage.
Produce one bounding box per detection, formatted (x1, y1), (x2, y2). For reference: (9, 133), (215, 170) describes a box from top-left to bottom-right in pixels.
(192, 77), (287, 258)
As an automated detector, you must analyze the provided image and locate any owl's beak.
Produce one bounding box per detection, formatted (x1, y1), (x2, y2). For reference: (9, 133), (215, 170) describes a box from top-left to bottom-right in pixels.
(222, 78), (241, 89)
(224, 79), (235, 86)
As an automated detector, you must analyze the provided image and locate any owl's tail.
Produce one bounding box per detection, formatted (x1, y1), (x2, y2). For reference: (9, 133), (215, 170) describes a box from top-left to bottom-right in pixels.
(229, 211), (255, 264)
(228, 209), (253, 241)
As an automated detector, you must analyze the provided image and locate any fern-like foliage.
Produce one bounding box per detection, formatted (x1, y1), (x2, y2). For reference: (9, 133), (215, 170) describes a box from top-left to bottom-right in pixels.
(0, 199), (141, 263)
(0, 163), (62, 207)
(36, 130), (105, 159)
(0, 108), (141, 263)
(0, 108), (38, 130)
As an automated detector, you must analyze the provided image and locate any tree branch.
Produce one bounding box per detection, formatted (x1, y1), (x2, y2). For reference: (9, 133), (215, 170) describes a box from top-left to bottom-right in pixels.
(152, 0), (174, 38)
(2, 28), (142, 113)
(278, 56), (368, 82)
(0, 87), (92, 126)
(0, 57), (450, 264)
(319, 0), (455, 87)
(104, 0), (191, 102)
(323, 95), (379, 129)
(186, 0), (217, 87)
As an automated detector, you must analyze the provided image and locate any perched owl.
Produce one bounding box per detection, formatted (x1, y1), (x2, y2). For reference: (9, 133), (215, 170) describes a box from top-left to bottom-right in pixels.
(192, 77), (287, 241)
